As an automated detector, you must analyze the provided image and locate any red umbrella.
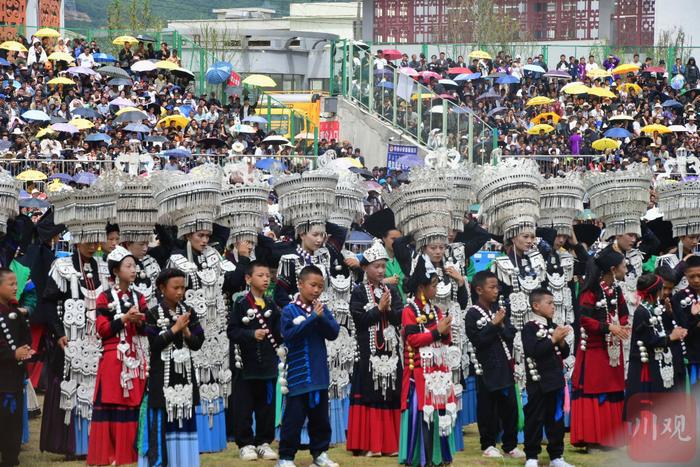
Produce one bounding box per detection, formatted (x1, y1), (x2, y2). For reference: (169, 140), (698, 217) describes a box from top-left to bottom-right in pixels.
(642, 66), (666, 74)
(398, 67), (418, 77)
(382, 49), (402, 61)
(419, 71), (441, 81)
(447, 67), (471, 75)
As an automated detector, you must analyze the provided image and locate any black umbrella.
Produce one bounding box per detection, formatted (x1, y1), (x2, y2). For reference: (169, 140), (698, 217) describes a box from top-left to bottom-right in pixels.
(136, 34), (156, 42)
(98, 65), (130, 79)
(487, 106), (508, 117)
(198, 137), (227, 148)
(72, 107), (98, 119)
(145, 135), (168, 143)
(349, 166), (373, 179)
(107, 77), (134, 87)
(19, 198), (50, 209)
(51, 116), (68, 124)
(477, 90), (501, 101)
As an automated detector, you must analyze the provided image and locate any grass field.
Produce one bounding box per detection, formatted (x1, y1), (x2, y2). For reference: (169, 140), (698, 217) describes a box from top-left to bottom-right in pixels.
(22, 400), (621, 467)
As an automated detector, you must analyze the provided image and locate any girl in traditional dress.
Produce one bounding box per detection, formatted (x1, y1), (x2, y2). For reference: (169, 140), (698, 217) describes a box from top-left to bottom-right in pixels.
(139, 268), (204, 467)
(399, 256), (459, 466)
(347, 240), (403, 456)
(624, 273), (687, 423)
(87, 246), (148, 465)
(570, 249), (630, 448)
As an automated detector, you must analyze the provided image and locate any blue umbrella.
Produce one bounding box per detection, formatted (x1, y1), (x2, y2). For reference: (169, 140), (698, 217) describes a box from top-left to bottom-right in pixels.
(662, 99), (682, 108)
(22, 109), (51, 121)
(604, 127), (632, 139)
(19, 198), (50, 209)
(48, 173), (75, 183)
(2, 80), (20, 89)
(85, 133), (112, 143)
(206, 67), (229, 85)
(376, 81), (394, 89)
(212, 61), (233, 73)
(19, 190), (30, 200)
(0, 58), (10, 66)
(177, 105), (193, 117)
(107, 78), (133, 87)
(93, 53), (117, 63)
(477, 90), (501, 100)
(487, 106), (508, 117)
(145, 135), (168, 143)
(124, 123), (151, 133)
(375, 69), (393, 77)
(496, 75), (520, 85)
(72, 107), (98, 119)
(75, 172), (98, 185)
(243, 116), (268, 124)
(255, 158), (287, 171)
(395, 154), (424, 168)
(162, 148), (191, 158)
(455, 72), (481, 81)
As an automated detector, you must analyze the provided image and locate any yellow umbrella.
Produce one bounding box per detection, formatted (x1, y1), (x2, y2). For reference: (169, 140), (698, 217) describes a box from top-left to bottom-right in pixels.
(592, 137), (621, 151)
(47, 77), (76, 86)
(34, 28), (60, 38)
(527, 124), (554, 135)
(411, 93), (435, 100)
(16, 169), (47, 181)
(294, 132), (316, 140)
(157, 115), (190, 129)
(335, 157), (363, 168)
(0, 41), (27, 53)
(641, 124), (672, 134)
(113, 35), (139, 45)
(36, 127), (56, 138)
(469, 50), (491, 60)
(531, 112), (561, 124)
(621, 83), (642, 93)
(46, 179), (66, 192)
(115, 106), (142, 115)
(587, 69), (612, 79)
(47, 51), (74, 62)
(242, 74), (277, 88)
(525, 96), (554, 107)
(587, 87), (616, 99)
(69, 118), (94, 130)
(561, 83), (589, 95)
(612, 63), (640, 75)
(154, 60), (179, 70)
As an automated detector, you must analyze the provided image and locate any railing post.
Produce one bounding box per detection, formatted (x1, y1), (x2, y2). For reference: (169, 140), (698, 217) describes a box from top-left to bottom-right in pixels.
(441, 99), (448, 143)
(313, 126), (319, 163)
(416, 94), (423, 145)
(392, 68), (398, 127)
(468, 111), (474, 164)
(267, 94), (272, 129)
(347, 41), (354, 99)
(368, 53), (374, 115)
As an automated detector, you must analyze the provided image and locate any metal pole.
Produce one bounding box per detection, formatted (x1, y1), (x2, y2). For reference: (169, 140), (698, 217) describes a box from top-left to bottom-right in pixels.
(368, 52), (374, 114)
(392, 68), (398, 127)
(313, 126), (319, 163)
(442, 99), (448, 143)
(416, 94), (422, 145)
(468, 111), (474, 163)
(267, 94), (272, 128)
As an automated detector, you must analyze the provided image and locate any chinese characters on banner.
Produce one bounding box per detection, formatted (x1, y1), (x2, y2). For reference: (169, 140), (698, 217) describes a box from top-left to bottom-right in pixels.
(386, 144), (418, 170)
(227, 71), (241, 87)
(319, 120), (339, 141)
(627, 392), (696, 463)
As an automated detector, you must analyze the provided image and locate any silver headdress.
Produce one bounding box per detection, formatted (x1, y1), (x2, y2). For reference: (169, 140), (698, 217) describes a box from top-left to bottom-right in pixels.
(0, 170), (19, 234)
(657, 179), (700, 237)
(152, 165), (222, 237)
(362, 238), (389, 264)
(48, 174), (117, 244)
(273, 168), (338, 236)
(116, 175), (158, 243)
(475, 158), (543, 240)
(539, 173), (585, 237)
(424, 147), (474, 232)
(107, 245), (133, 264)
(329, 172), (367, 229)
(219, 167), (270, 245)
(583, 164), (652, 237)
(384, 166), (453, 249)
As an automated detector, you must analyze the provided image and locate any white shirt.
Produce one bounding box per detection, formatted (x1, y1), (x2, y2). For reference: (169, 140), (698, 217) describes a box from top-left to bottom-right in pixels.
(78, 53), (95, 69)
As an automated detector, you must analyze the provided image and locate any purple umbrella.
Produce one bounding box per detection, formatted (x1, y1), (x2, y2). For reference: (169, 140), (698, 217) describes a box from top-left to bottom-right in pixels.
(109, 97), (136, 107)
(543, 70), (571, 79)
(67, 66), (99, 76)
(50, 123), (79, 133)
(48, 173), (75, 183)
(75, 172), (98, 185)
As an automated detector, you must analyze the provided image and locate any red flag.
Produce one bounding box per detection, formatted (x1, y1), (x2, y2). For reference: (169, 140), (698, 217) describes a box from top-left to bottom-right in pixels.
(227, 71), (241, 87)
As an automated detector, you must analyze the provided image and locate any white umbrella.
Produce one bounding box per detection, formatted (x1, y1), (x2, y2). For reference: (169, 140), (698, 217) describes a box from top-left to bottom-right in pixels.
(232, 123), (257, 134)
(438, 79), (458, 87)
(524, 64), (546, 73)
(131, 60), (157, 73)
(263, 135), (290, 145)
(668, 125), (688, 132)
(429, 105), (445, 114)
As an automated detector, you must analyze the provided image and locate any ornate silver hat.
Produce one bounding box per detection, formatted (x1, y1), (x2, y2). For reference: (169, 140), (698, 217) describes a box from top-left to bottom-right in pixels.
(273, 168), (338, 236)
(656, 179), (700, 237)
(362, 238), (389, 264)
(475, 158), (543, 240)
(116, 175), (158, 243)
(583, 164), (652, 237)
(424, 147), (474, 232)
(329, 172), (367, 229)
(384, 166), (453, 249)
(219, 166), (270, 246)
(539, 173), (585, 237)
(0, 170), (19, 234)
(152, 164), (222, 237)
(48, 174), (118, 244)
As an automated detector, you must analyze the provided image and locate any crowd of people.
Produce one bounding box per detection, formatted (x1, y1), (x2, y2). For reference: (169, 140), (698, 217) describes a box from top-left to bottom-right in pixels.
(362, 48), (700, 173)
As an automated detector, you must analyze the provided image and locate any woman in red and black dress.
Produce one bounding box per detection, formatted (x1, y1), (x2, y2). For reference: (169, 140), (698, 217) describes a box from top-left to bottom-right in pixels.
(570, 248), (630, 449)
(87, 246), (149, 465)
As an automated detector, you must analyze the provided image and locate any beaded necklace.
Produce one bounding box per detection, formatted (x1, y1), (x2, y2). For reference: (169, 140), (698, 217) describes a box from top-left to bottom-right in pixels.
(363, 280), (399, 396)
(471, 303), (513, 364)
(156, 300), (194, 424)
(597, 280), (622, 367)
(638, 301), (675, 389)
(110, 287), (148, 397)
(680, 288), (699, 308)
(0, 306), (23, 367)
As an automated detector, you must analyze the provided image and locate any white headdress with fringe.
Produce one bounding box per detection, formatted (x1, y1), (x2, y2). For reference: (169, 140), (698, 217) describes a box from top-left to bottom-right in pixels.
(583, 164), (652, 237)
(329, 172), (367, 229)
(0, 170), (19, 234)
(219, 165), (270, 245)
(273, 168), (338, 236)
(424, 147), (474, 232)
(116, 175), (158, 243)
(656, 179), (700, 238)
(539, 173), (585, 237)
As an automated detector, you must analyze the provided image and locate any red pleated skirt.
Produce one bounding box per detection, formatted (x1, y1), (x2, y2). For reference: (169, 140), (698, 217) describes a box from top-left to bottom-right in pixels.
(570, 394), (626, 448)
(86, 400), (140, 465)
(346, 404), (401, 454)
